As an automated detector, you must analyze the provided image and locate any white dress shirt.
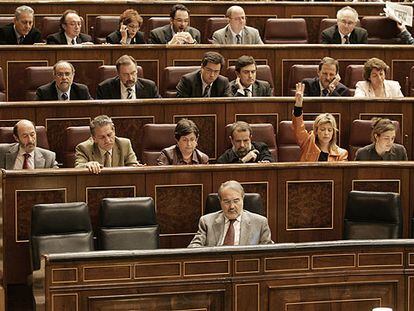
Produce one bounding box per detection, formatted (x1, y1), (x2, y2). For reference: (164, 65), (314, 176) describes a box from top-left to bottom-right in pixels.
(14, 148), (35, 169)
(218, 214), (241, 246)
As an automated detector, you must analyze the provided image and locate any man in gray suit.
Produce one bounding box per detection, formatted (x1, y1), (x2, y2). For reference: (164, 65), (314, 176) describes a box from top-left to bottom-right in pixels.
(188, 180), (273, 247)
(230, 55), (272, 97)
(212, 6), (263, 45)
(0, 119), (58, 169)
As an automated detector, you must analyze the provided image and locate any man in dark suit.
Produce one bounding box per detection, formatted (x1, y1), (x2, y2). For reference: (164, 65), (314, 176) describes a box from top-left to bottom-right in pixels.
(35, 61), (92, 101)
(0, 5), (42, 45)
(302, 57), (350, 97)
(46, 10), (92, 45)
(148, 4), (201, 44)
(230, 55), (272, 97)
(0, 119), (58, 169)
(321, 6), (368, 44)
(97, 54), (160, 99)
(176, 51), (231, 97)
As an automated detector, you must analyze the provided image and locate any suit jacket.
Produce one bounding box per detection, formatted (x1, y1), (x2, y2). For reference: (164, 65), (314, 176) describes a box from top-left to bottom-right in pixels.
(176, 70), (231, 98)
(0, 143), (58, 169)
(188, 210), (273, 247)
(96, 76), (160, 99)
(106, 30), (145, 44)
(148, 24), (201, 44)
(46, 31), (92, 44)
(302, 77), (350, 97)
(321, 25), (368, 44)
(399, 29), (414, 45)
(217, 141), (274, 163)
(75, 136), (138, 168)
(212, 25), (263, 44)
(35, 81), (92, 101)
(0, 23), (42, 45)
(355, 142), (407, 161)
(354, 80), (403, 98)
(229, 79), (272, 97)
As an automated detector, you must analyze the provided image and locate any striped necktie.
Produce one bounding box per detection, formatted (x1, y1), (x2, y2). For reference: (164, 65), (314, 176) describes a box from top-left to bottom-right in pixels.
(202, 85), (210, 97)
(127, 87), (133, 99)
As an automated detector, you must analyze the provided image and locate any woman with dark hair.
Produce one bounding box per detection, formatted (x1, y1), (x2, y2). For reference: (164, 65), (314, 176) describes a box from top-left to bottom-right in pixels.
(106, 9), (145, 44)
(157, 119), (209, 165)
(355, 118), (407, 160)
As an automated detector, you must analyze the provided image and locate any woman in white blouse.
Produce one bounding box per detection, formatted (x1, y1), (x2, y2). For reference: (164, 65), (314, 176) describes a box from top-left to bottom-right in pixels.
(354, 58), (403, 98)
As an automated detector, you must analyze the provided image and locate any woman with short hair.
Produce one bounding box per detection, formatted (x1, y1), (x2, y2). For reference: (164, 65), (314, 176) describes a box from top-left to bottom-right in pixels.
(106, 9), (145, 44)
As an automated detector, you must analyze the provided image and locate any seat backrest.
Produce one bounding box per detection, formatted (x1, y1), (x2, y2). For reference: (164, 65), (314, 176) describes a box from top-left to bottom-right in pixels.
(30, 202), (94, 270)
(63, 126), (91, 168)
(361, 16), (401, 44)
(204, 17), (228, 43)
(277, 120), (314, 162)
(344, 64), (364, 96)
(96, 65), (143, 85)
(41, 16), (86, 40)
(163, 66), (199, 97)
(205, 193), (264, 216)
(0, 16), (13, 28)
(99, 197), (159, 250)
(141, 124), (176, 165)
(412, 217), (414, 238)
(287, 64), (319, 96)
(94, 15), (120, 44)
(225, 65), (274, 92)
(24, 66), (54, 101)
(344, 190), (402, 239)
(0, 126), (50, 149)
(147, 17), (170, 32)
(409, 65), (414, 97)
(348, 119), (401, 160)
(264, 18), (308, 44)
(0, 67), (5, 102)
(225, 123), (277, 161)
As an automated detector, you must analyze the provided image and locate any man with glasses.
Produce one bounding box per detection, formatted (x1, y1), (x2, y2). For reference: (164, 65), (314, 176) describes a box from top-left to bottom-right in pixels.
(212, 6), (263, 45)
(188, 180), (273, 247)
(321, 6), (368, 44)
(149, 4), (201, 44)
(35, 60), (92, 100)
(176, 51), (231, 97)
(47, 9), (92, 44)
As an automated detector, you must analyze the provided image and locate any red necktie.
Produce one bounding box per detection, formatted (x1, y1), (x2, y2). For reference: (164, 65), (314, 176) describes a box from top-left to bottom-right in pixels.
(23, 153), (31, 169)
(223, 219), (235, 246)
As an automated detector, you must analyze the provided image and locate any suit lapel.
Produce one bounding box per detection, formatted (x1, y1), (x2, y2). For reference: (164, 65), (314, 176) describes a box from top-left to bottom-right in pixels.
(33, 148), (45, 168)
(135, 80), (144, 98)
(224, 26), (232, 44)
(92, 143), (103, 163)
(114, 78), (122, 99)
(5, 143), (19, 169)
(333, 27), (342, 44)
(239, 211), (252, 245)
(164, 26), (173, 42)
(212, 213), (224, 246)
(111, 138), (120, 166)
(252, 81), (259, 96)
(195, 71), (203, 97)
(69, 84), (77, 100)
(50, 81), (59, 100)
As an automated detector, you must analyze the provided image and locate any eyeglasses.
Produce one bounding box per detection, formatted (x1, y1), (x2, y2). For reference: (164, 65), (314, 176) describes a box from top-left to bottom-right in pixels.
(339, 19), (356, 26)
(221, 198), (242, 206)
(173, 18), (189, 23)
(55, 72), (73, 78)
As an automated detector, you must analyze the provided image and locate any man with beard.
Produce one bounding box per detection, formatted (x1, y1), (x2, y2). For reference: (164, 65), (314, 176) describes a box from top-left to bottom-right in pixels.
(97, 54), (160, 99)
(35, 61), (92, 100)
(217, 121), (273, 163)
(0, 119), (58, 169)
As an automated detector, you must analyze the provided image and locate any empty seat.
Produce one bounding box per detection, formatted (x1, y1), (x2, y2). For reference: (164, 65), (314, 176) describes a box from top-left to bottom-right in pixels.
(163, 66), (199, 97)
(344, 190), (402, 239)
(30, 202), (94, 271)
(344, 64), (364, 96)
(225, 123), (278, 161)
(97, 65), (143, 85)
(224, 65), (274, 93)
(41, 16), (86, 41)
(141, 124), (176, 165)
(348, 119), (401, 160)
(264, 18), (308, 44)
(94, 15), (120, 44)
(24, 66), (54, 101)
(277, 120), (313, 162)
(287, 64), (319, 96)
(205, 193), (264, 216)
(0, 126), (50, 149)
(361, 16), (401, 44)
(204, 17), (228, 43)
(0, 67), (5, 101)
(99, 197), (159, 250)
(63, 126), (91, 168)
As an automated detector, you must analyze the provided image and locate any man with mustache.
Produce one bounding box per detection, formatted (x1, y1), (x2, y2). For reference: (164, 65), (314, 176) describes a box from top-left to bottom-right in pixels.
(0, 119), (58, 169)
(217, 121), (273, 163)
(97, 54), (160, 99)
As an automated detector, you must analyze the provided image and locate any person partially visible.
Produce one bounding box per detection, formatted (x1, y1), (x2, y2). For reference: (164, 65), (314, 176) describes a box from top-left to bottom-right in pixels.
(188, 180), (273, 247)
(75, 115), (140, 174)
(176, 51), (231, 98)
(321, 6), (368, 44)
(0, 119), (58, 169)
(354, 58), (403, 98)
(0, 5), (42, 45)
(157, 119), (209, 165)
(217, 121), (273, 164)
(97, 54), (160, 99)
(293, 82), (348, 162)
(355, 118), (407, 161)
(35, 60), (92, 101)
(106, 9), (145, 45)
(46, 10), (92, 45)
(302, 57), (350, 97)
(229, 55), (272, 97)
(385, 8), (414, 45)
(212, 6), (263, 45)
(148, 4), (200, 44)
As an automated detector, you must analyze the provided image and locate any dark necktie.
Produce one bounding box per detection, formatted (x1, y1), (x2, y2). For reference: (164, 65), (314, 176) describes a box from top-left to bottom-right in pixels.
(202, 85), (210, 97)
(61, 93), (68, 100)
(322, 89), (329, 96)
(71, 38), (76, 45)
(223, 219), (235, 246)
(236, 34), (241, 44)
(23, 153), (31, 169)
(344, 35), (350, 44)
(104, 151), (111, 167)
(127, 87), (133, 99)
(244, 88), (251, 97)
(18, 36), (25, 44)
